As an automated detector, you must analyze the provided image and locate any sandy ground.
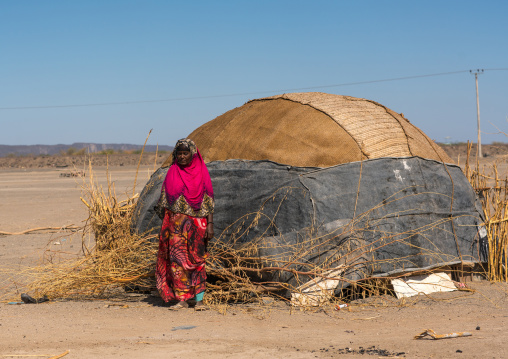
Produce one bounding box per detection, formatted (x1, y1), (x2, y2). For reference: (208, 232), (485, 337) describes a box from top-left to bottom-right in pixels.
(1, 164), (508, 358)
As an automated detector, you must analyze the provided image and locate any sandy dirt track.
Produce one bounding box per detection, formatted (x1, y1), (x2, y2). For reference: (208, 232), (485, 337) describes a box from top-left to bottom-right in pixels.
(1, 164), (508, 358)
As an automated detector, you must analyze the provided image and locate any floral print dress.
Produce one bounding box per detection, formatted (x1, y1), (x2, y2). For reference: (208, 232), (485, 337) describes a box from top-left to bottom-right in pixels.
(156, 210), (208, 302)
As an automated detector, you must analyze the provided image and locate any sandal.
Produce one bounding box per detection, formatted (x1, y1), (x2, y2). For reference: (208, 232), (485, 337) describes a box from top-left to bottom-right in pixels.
(194, 302), (208, 311)
(169, 302), (188, 311)
(21, 293), (49, 304)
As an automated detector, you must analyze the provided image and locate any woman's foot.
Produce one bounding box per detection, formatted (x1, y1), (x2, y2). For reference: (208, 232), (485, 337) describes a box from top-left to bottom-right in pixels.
(194, 301), (208, 311)
(169, 301), (188, 311)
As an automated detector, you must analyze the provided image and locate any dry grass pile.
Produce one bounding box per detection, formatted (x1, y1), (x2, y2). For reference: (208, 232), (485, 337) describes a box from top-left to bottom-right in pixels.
(464, 143), (508, 282)
(0, 160), (157, 301)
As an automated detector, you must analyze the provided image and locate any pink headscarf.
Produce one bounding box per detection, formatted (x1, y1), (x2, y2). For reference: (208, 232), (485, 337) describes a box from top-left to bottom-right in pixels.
(163, 139), (214, 213)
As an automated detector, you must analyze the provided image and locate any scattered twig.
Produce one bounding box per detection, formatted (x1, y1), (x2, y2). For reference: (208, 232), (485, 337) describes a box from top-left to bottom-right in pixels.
(1, 351), (70, 359)
(351, 315), (381, 321)
(133, 129), (152, 198)
(414, 329), (472, 340)
(0, 226), (79, 236)
(48, 350), (70, 359)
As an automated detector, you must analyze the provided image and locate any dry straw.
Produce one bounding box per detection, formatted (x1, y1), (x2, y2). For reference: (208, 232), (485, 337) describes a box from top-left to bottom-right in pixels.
(464, 142), (508, 282)
(0, 158), (157, 301)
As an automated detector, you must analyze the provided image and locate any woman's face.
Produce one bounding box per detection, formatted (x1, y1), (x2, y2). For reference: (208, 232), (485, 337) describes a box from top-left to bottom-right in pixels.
(176, 147), (192, 167)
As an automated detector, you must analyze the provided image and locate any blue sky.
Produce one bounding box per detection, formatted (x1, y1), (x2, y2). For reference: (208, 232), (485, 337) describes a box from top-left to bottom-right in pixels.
(0, 1), (507, 147)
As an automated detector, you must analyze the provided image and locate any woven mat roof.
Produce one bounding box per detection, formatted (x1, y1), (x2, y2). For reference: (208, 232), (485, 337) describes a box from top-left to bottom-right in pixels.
(184, 92), (451, 167)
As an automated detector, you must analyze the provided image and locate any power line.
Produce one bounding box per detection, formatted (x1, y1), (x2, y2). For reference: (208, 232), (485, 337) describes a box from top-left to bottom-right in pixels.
(0, 68), (506, 111)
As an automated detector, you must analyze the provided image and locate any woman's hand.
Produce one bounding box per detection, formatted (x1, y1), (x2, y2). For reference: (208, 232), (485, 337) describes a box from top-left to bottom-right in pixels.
(205, 223), (214, 239)
(205, 213), (214, 240)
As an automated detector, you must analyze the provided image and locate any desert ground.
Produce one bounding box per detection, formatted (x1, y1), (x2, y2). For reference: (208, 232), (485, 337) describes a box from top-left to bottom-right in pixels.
(1, 147), (508, 358)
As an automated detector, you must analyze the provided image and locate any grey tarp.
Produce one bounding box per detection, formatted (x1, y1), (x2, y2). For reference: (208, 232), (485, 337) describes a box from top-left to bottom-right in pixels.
(131, 157), (486, 291)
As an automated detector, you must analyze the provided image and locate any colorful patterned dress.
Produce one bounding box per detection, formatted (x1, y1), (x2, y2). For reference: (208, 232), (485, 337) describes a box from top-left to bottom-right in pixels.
(156, 211), (208, 302)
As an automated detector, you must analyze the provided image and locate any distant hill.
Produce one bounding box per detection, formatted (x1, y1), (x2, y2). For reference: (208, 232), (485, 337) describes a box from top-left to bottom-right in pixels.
(0, 143), (174, 157)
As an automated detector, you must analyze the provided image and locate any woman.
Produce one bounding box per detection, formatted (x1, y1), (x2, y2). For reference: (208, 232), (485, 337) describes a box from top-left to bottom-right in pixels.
(155, 139), (214, 310)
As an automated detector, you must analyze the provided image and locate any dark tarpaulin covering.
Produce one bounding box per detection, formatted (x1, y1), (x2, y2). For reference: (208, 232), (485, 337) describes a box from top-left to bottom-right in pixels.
(131, 157), (487, 291)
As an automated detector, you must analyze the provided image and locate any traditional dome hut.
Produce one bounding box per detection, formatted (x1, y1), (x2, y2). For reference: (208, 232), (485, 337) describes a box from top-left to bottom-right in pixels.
(133, 93), (485, 300)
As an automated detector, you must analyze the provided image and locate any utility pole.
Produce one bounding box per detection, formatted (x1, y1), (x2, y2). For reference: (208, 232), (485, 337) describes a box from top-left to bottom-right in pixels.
(470, 69), (484, 157)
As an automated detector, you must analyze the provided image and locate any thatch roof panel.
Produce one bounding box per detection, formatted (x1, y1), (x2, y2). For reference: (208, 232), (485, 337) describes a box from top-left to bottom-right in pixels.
(187, 92), (451, 167)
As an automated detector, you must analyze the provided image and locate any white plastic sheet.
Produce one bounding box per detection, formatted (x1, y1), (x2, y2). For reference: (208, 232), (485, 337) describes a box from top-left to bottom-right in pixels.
(391, 272), (456, 299)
